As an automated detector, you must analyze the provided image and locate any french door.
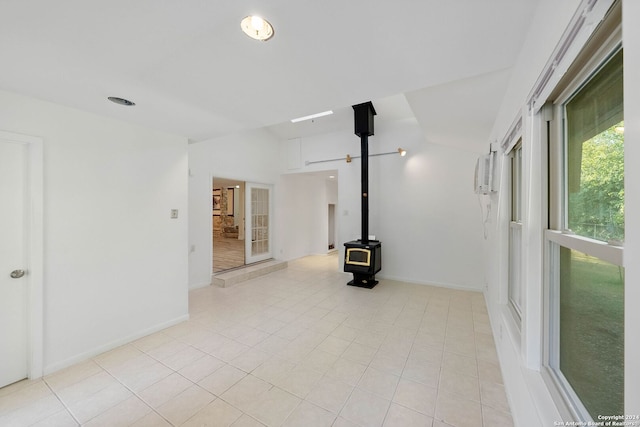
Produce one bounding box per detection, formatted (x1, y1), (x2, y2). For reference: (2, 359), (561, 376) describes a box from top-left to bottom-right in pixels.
(245, 182), (273, 264)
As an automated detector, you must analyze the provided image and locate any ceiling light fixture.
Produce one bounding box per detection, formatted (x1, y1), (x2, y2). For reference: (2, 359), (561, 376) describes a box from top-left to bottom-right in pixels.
(291, 110), (333, 123)
(108, 96), (135, 106)
(241, 15), (274, 41)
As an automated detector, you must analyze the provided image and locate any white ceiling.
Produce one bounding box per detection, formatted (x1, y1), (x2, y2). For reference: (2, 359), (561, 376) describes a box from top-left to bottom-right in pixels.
(0, 1), (540, 149)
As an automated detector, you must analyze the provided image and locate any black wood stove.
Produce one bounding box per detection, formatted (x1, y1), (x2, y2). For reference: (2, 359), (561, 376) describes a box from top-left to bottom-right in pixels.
(343, 101), (382, 289)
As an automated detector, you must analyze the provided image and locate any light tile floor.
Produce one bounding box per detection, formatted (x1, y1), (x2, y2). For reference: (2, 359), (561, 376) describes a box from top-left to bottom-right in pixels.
(0, 254), (514, 427)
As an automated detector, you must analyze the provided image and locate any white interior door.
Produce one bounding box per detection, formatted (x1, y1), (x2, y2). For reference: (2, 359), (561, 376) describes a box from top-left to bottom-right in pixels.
(245, 183), (273, 264)
(0, 140), (28, 388)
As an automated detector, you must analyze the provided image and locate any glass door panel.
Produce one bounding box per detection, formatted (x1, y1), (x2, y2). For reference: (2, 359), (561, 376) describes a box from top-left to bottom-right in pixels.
(245, 183), (272, 263)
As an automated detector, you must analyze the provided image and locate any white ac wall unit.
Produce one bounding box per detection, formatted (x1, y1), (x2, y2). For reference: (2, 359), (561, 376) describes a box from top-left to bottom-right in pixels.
(474, 152), (496, 194)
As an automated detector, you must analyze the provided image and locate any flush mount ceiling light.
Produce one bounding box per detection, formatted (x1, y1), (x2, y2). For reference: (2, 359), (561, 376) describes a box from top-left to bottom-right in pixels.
(241, 15), (274, 41)
(108, 96), (135, 106)
(291, 110), (333, 123)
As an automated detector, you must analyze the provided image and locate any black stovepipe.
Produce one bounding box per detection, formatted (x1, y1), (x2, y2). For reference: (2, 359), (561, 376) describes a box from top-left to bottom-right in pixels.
(360, 133), (369, 244)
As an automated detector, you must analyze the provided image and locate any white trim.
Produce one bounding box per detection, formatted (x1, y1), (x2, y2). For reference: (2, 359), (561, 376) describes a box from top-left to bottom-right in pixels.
(508, 221), (524, 322)
(510, 222), (523, 231)
(545, 230), (623, 266)
(521, 106), (545, 371)
(527, 0), (616, 113)
(501, 112), (523, 154)
(501, 304), (522, 354)
(0, 130), (44, 380)
(507, 140), (524, 327)
(545, 365), (594, 421)
(553, 25), (622, 106)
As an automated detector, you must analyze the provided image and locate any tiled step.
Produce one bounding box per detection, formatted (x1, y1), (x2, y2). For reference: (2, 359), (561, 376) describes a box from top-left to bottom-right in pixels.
(211, 259), (288, 288)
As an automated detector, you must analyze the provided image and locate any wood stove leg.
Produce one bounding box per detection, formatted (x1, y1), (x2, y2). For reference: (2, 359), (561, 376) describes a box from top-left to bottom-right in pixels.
(347, 273), (378, 289)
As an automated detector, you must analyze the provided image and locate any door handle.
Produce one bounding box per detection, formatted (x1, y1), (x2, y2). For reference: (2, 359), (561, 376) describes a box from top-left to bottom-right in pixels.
(10, 270), (25, 279)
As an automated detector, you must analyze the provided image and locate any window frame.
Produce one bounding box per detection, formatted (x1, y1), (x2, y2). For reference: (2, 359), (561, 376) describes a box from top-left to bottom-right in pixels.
(543, 33), (624, 421)
(508, 140), (524, 323)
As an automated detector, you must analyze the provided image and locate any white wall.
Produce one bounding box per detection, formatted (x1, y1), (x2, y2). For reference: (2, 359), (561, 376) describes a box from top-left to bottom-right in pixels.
(278, 175), (326, 260)
(484, 0), (640, 424)
(489, 0), (583, 141)
(0, 89), (189, 374)
(281, 117), (486, 290)
(188, 129), (281, 288)
(276, 173), (340, 261)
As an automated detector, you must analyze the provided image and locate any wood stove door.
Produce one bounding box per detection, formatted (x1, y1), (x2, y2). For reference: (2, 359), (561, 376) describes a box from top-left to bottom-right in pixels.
(245, 182), (273, 264)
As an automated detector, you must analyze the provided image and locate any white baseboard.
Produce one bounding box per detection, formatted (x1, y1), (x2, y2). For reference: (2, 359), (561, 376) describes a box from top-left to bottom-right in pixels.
(189, 281), (212, 290)
(378, 273), (484, 293)
(43, 314), (190, 376)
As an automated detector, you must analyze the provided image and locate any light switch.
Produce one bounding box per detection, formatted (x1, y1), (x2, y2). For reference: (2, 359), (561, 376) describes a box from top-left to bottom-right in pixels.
(170, 209), (179, 219)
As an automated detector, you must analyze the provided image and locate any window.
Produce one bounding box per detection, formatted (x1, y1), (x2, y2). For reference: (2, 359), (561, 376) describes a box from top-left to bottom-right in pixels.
(546, 48), (624, 420)
(509, 141), (523, 321)
(565, 52), (624, 242)
(558, 247), (624, 417)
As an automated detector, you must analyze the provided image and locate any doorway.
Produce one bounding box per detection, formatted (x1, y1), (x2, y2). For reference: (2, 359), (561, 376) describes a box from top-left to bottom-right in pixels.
(212, 178), (245, 272)
(328, 204), (336, 251)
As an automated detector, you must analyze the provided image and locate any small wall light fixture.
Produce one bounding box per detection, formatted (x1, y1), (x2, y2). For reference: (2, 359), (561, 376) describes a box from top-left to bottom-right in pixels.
(241, 15), (275, 41)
